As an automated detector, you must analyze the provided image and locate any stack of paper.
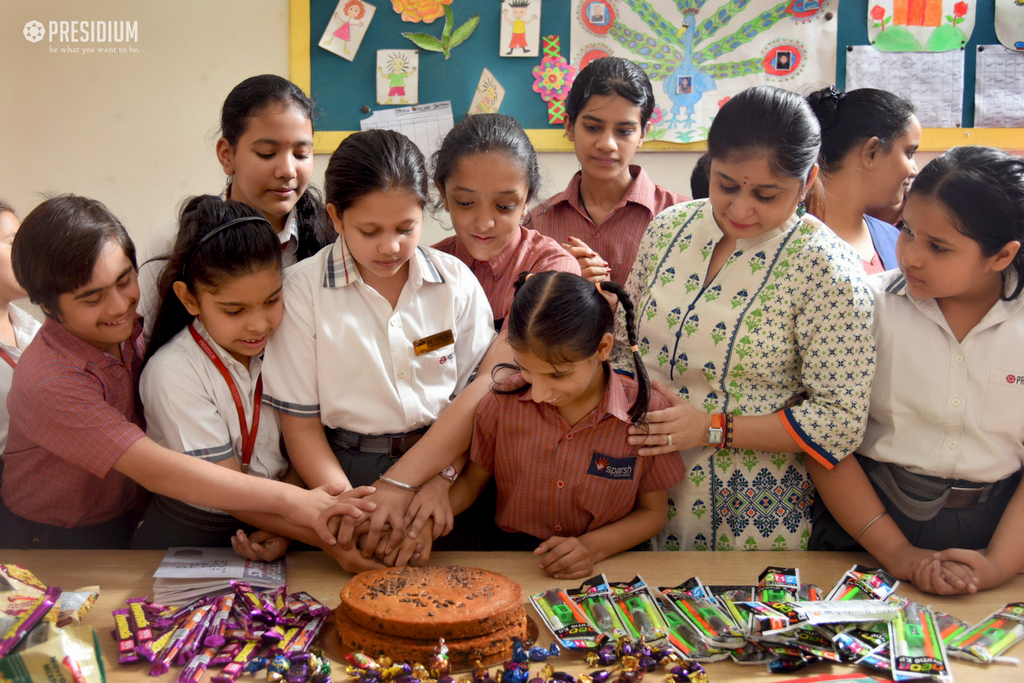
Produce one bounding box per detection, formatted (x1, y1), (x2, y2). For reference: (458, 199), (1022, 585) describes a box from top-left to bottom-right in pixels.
(152, 547), (285, 605)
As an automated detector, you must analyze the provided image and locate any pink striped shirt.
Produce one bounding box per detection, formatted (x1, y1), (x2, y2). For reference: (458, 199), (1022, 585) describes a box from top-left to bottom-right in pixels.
(1, 317), (148, 527)
(529, 166), (687, 285)
(434, 226), (579, 329)
(471, 369), (686, 539)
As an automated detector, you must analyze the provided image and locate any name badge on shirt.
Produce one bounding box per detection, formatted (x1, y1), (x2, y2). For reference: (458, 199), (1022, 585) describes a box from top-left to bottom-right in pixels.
(413, 329), (455, 356)
(587, 452), (637, 481)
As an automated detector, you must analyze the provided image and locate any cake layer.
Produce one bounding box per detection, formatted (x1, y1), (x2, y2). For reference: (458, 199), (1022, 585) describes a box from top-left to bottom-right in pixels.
(334, 607), (528, 668)
(339, 566), (524, 640)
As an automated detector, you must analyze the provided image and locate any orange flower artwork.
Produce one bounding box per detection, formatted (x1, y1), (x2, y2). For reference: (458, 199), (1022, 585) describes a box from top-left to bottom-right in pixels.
(391, 0), (452, 24)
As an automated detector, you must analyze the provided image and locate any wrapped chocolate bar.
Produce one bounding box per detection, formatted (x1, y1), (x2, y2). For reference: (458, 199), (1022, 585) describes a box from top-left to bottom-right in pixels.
(0, 587), (62, 659)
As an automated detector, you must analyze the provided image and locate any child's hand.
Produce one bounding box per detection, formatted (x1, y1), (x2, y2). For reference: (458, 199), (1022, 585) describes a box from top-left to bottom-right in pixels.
(930, 548), (1004, 591)
(324, 538), (386, 573)
(535, 536), (595, 580)
(910, 556), (978, 595)
(288, 483), (377, 546)
(336, 485), (414, 553)
(231, 529), (291, 562)
(562, 237), (610, 283)
(883, 545), (942, 582)
(401, 477), (454, 544)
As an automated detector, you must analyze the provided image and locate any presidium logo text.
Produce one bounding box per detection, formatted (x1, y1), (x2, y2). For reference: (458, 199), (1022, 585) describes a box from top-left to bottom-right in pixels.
(23, 19), (139, 52)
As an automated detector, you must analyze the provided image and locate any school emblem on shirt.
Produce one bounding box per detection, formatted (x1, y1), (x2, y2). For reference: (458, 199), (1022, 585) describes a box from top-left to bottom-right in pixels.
(587, 452), (636, 480)
(1006, 374), (1024, 385)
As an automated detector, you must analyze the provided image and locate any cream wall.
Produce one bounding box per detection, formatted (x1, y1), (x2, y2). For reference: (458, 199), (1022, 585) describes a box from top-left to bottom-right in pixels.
(1, 0), (699, 262)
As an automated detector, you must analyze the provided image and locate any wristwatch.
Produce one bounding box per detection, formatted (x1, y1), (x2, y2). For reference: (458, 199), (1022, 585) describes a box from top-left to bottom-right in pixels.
(707, 414), (727, 448)
(439, 465), (458, 484)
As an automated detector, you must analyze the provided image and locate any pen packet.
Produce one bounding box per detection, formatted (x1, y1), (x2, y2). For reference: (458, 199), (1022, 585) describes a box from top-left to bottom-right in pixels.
(608, 576), (671, 643)
(529, 588), (603, 650)
(655, 598), (727, 662)
(888, 599), (951, 682)
(568, 575), (628, 641)
(947, 602), (1024, 663)
(658, 577), (745, 649)
(931, 610), (970, 648)
(825, 565), (900, 602)
(707, 585), (755, 632)
(756, 567), (800, 603)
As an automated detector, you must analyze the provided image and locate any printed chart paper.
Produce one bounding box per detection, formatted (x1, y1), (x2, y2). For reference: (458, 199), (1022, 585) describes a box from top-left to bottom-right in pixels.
(974, 45), (1024, 127)
(846, 45), (963, 127)
(361, 100), (454, 158)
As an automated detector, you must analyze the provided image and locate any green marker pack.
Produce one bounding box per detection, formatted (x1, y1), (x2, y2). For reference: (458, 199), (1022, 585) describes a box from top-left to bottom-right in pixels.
(948, 602), (1024, 663)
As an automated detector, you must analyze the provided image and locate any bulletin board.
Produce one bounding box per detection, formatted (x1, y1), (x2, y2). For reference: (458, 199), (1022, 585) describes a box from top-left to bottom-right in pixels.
(291, 0), (1022, 154)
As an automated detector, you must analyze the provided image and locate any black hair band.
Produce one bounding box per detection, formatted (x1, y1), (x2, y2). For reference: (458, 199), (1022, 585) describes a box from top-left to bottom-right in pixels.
(184, 215), (273, 278)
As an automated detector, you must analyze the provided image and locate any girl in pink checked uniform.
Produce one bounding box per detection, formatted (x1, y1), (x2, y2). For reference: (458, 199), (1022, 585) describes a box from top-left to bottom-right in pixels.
(449, 271), (686, 579)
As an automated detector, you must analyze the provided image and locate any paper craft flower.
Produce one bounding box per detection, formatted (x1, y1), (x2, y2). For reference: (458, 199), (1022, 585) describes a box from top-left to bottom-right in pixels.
(532, 56), (576, 101)
(391, 0), (451, 24)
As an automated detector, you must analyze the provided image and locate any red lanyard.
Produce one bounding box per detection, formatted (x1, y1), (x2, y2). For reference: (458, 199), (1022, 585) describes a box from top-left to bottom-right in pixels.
(0, 348), (16, 369)
(188, 323), (262, 474)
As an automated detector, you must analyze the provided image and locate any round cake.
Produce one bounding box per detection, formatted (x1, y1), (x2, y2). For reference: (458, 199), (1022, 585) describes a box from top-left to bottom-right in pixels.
(335, 566), (528, 666)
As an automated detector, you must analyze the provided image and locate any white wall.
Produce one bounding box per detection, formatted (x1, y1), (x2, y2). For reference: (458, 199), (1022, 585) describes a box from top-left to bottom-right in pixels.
(1, 1), (700, 258)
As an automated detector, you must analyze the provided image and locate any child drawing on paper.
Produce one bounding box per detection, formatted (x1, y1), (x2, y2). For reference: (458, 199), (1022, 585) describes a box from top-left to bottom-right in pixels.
(474, 77), (500, 114)
(504, 0), (537, 55)
(378, 53), (417, 104)
(323, 0), (366, 55)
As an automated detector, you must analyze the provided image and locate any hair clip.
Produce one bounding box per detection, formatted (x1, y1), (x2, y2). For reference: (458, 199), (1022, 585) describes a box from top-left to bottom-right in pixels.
(825, 85), (846, 102)
(596, 280), (603, 292)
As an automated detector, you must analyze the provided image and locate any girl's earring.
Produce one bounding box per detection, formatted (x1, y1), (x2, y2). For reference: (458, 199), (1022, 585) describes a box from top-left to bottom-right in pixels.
(796, 200), (807, 217)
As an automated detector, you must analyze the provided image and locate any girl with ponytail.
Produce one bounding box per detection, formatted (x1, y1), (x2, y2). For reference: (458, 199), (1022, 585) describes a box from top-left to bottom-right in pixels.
(448, 270), (686, 579)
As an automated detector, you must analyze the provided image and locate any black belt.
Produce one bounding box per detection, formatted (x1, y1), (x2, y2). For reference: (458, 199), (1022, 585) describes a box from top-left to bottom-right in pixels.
(858, 455), (1019, 521)
(152, 495), (241, 533)
(325, 426), (428, 458)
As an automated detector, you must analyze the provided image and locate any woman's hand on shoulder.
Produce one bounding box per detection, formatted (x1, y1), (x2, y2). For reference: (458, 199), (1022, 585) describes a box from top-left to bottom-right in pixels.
(562, 237), (610, 283)
(627, 380), (710, 455)
(535, 536), (594, 580)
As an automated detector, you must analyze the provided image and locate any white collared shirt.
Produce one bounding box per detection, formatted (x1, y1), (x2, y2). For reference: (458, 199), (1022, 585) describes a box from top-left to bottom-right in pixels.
(140, 318), (287, 496)
(263, 238), (495, 435)
(860, 270), (1024, 482)
(0, 304), (43, 451)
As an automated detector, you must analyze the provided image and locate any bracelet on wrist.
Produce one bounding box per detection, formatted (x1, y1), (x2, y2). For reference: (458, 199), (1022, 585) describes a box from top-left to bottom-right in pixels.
(377, 475), (420, 492)
(724, 413), (735, 449)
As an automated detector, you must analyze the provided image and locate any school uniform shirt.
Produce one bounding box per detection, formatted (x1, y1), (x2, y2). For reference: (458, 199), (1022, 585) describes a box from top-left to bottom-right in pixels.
(529, 166), (687, 285)
(433, 225), (580, 329)
(263, 239), (495, 435)
(139, 319), (287, 511)
(1, 316), (148, 527)
(865, 214), (900, 272)
(0, 305), (43, 452)
(137, 202), (300, 338)
(859, 271), (1024, 482)
(621, 200), (875, 552)
(471, 369), (687, 540)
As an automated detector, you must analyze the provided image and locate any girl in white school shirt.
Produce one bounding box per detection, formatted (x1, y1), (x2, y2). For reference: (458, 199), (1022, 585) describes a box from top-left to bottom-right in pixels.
(262, 129), (495, 569)
(131, 196), (373, 566)
(138, 75), (332, 332)
(0, 202), (41, 454)
(808, 146), (1024, 595)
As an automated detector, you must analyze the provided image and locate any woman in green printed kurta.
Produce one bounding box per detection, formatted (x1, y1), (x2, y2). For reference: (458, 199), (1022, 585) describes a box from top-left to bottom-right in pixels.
(619, 87), (875, 552)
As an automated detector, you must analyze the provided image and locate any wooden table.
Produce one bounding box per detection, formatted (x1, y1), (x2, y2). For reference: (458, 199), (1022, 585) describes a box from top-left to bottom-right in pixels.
(2, 550), (1020, 681)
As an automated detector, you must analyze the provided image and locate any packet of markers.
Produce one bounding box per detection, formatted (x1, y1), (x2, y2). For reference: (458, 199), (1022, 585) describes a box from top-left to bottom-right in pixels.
(531, 565), (1023, 680)
(111, 580), (332, 682)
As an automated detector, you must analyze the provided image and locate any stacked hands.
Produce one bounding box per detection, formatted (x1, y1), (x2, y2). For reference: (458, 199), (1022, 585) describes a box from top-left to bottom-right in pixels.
(898, 547), (1012, 597)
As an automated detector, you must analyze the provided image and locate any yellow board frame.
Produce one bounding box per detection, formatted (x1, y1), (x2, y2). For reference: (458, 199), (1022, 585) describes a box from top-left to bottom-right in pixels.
(289, 1), (1024, 155)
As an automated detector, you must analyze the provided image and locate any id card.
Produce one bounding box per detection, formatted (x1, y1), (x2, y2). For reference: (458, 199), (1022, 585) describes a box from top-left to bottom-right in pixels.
(413, 330), (455, 356)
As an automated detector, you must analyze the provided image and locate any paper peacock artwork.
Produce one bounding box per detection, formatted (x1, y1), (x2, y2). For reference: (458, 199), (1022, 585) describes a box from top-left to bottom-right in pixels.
(570, 0), (838, 143)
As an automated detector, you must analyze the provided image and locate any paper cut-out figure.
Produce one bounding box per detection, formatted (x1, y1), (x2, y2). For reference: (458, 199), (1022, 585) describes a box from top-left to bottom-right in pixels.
(504, 0), (538, 55)
(320, 0), (375, 62)
(325, 1), (366, 54)
(469, 68), (506, 114)
(378, 51), (419, 105)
